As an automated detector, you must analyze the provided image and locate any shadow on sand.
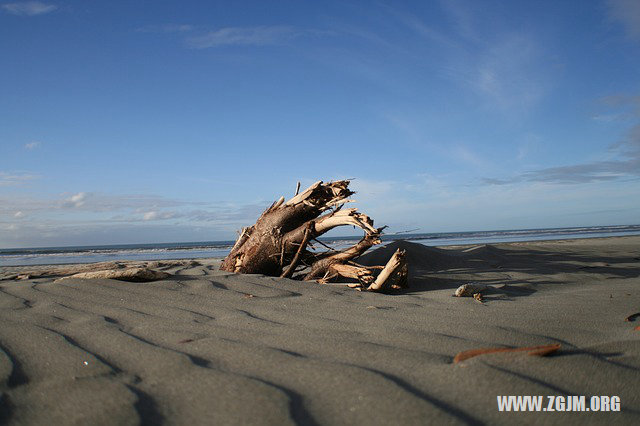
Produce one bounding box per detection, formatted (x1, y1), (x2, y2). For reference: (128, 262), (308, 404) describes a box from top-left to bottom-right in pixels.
(357, 240), (640, 296)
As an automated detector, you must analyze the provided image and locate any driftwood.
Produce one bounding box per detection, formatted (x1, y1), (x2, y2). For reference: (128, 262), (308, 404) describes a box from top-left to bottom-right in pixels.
(55, 268), (170, 283)
(220, 180), (408, 292)
(0, 260), (200, 282)
(453, 344), (561, 363)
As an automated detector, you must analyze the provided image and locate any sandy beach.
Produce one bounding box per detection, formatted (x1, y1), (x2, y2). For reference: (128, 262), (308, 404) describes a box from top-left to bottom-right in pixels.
(1, 235), (639, 425)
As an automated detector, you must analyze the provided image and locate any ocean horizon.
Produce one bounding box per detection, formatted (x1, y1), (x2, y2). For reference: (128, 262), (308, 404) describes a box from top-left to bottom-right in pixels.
(2, 224), (639, 267)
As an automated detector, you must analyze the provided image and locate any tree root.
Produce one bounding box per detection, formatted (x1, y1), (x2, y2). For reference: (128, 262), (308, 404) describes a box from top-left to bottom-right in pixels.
(220, 180), (408, 292)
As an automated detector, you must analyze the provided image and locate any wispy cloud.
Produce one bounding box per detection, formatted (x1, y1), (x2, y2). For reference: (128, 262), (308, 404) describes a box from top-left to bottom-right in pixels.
(437, 0), (480, 42)
(328, 173), (640, 235)
(55, 192), (201, 212)
(0, 172), (38, 186)
(389, 2), (553, 114)
(1, 1), (56, 16)
(1, 191), (264, 226)
(142, 210), (181, 221)
(186, 26), (296, 49)
(442, 32), (551, 113)
(607, 0), (640, 41)
(516, 133), (542, 161)
(600, 94), (640, 107)
(519, 149), (638, 184)
(0, 190), (270, 246)
(62, 192), (89, 208)
(134, 204), (266, 224)
(24, 141), (40, 150)
(591, 95), (640, 122)
(0, 221), (239, 247)
(384, 7), (459, 50)
(136, 24), (194, 34)
(484, 97), (640, 185)
(592, 113), (624, 123)
(451, 145), (488, 169)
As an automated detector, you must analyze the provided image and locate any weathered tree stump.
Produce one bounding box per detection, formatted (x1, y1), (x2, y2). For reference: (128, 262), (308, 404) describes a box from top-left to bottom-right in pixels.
(220, 180), (408, 292)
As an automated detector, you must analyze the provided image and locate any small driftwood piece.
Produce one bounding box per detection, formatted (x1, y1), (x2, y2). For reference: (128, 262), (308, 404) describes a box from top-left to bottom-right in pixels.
(453, 343), (561, 363)
(2, 260), (197, 282)
(55, 268), (170, 283)
(220, 180), (408, 292)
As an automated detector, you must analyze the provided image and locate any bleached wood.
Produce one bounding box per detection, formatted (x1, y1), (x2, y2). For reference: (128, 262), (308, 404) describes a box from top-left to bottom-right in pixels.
(284, 180), (323, 206)
(367, 249), (407, 291)
(313, 209), (377, 235)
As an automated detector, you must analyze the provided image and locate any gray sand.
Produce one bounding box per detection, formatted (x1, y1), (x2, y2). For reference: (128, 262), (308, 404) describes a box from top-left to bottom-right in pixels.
(1, 236), (639, 425)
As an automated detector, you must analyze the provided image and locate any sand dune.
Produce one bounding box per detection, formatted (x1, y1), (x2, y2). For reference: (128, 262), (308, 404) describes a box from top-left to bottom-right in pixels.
(1, 236), (639, 424)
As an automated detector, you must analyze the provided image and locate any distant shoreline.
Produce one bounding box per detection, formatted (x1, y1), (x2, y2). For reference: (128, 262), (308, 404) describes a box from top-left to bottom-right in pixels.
(2, 224), (640, 267)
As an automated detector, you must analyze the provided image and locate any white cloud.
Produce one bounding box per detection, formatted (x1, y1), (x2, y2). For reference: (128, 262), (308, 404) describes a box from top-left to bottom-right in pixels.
(143, 211), (158, 221)
(0, 221), (240, 248)
(24, 141), (40, 150)
(592, 113), (623, 123)
(187, 26), (295, 49)
(0, 172), (38, 186)
(608, 0), (640, 41)
(1, 193), (208, 222)
(141, 211), (180, 221)
(0, 194), (268, 247)
(1, 1), (56, 16)
(54, 192), (202, 212)
(63, 192), (88, 208)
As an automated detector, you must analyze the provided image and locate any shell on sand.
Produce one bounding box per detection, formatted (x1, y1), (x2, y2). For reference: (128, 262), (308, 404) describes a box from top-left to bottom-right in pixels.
(454, 283), (490, 297)
(55, 267), (170, 283)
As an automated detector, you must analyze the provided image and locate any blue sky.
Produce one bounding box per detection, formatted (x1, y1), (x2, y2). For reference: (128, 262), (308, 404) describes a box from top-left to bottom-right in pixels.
(1, 0), (639, 248)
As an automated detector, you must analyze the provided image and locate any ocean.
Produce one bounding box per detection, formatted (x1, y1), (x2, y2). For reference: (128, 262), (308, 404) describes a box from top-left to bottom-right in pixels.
(2, 224), (639, 267)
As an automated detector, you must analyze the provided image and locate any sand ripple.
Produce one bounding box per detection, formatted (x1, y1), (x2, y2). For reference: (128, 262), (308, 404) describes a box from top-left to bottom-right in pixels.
(1, 237), (640, 424)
